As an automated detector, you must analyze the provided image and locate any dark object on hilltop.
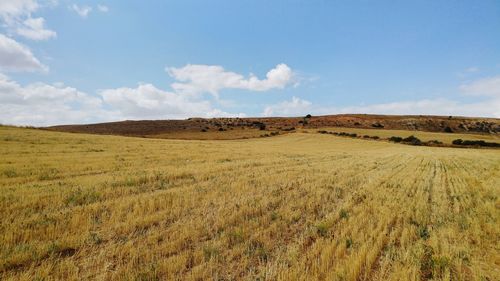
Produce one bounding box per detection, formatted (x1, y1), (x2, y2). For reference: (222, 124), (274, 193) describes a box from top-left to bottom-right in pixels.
(452, 139), (500, 147)
(402, 135), (422, 145)
(372, 122), (384, 128)
(305, 114), (312, 118)
(389, 136), (403, 143)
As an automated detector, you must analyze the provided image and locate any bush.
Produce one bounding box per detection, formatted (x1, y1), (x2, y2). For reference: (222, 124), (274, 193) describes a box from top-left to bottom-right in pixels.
(402, 135), (422, 145)
(317, 130), (328, 134)
(349, 133), (357, 138)
(200, 129), (207, 132)
(389, 136), (403, 143)
(371, 136), (380, 140)
(363, 135), (370, 138)
(305, 114), (312, 118)
(372, 122), (384, 128)
(427, 140), (443, 145)
(444, 126), (453, 133)
(452, 139), (463, 145)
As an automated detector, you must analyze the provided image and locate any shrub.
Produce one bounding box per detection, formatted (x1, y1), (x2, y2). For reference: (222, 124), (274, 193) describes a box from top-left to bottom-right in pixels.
(349, 133), (357, 138)
(305, 114), (312, 118)
(444, 126), (453, 133)
(372, 122), (384, 128)
(318, 130), (328, 134)
(427, 140), (443, 145)
(371, 136), (380, 140)
(389, 136), (403, 143)
(363, 135), (370, 138)
(452, 139), (463, 145)
(339, 209), (349, 219)
(402, 135), (422, 145)
(200, 129), (207, 132)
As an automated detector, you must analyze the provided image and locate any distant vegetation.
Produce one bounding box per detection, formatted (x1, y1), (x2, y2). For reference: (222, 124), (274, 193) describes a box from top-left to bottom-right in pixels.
(318, 130), (499, 148)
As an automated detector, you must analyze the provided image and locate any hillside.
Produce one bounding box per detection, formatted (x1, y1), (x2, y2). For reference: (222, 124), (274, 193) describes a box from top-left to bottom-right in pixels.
(46, 114), (500, 139)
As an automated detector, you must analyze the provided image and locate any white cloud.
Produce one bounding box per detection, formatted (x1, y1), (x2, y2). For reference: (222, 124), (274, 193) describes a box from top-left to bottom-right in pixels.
(263, 81), (500, 118)
(70, 4), (92, 18)
(0, 74), (113, 126)
(263, 96), (312, 117)
(460, 75), (500, 98)
(334, 99), (500, 118)
(0, 0), (56, 41)
(97, 4), (109, 13)
(167, 63), (295, 97)
(16, 17), (56, 40)
(100, 83), (243, 120)
(0, 33), (47, 72)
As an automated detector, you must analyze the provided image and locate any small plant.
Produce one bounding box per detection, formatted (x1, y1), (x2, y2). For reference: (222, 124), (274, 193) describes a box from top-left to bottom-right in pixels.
(444, 126), (453, 133)
(345, 237), (353, 249)
(203, 245), (220, 261)
(315, 222), (329, 237)
(452, 139), (463, 145)
(339, 209), (349, 220)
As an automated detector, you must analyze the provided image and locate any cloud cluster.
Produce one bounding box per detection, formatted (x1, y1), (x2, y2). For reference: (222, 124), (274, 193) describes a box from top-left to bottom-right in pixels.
(0, 0), (56, 40)
(167, 63), (294, 97)
(70, 3), (109, 18)
(263, 76), (500, 118)
(0, 1), (56, 73)
(0, 34), (47, 72)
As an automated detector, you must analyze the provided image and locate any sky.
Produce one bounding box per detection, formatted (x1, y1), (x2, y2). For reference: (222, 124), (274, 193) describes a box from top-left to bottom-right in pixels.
(0, 0), (499, 126)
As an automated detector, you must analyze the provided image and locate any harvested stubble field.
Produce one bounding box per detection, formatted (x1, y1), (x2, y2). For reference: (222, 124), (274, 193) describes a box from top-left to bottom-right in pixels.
(0, 125), (499, 281)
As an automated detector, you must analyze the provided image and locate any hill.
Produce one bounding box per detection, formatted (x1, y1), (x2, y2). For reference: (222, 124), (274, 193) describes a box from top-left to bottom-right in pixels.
(46, 114), (500, 140)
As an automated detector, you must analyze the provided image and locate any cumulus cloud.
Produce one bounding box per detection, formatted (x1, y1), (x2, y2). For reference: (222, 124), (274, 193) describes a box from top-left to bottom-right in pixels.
(0, 74), (113, 126)
(0, 34), (47, 72)
(100, 83), (225, 120)
(70, 4), (92, 18)
(16, 17), (56, 40)
(0, 74), (246, 126)
(263, 96), (312, 117)
(0, 0), (56, 41)
(263, 75), (500, 118)
(167, 63), (295, 97)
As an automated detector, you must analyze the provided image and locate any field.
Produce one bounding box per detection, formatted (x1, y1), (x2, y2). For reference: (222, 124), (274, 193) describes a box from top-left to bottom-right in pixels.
(1, 125), (499, 280)
(303, 127), (500, 145)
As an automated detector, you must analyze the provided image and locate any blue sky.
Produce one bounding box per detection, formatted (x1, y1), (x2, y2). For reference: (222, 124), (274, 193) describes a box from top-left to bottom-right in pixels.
(0, 0), (499, 125)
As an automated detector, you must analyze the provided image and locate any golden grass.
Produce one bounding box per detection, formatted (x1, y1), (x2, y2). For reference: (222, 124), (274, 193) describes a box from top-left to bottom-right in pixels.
(303, 126), (499, 144)
(0, 126), (499, 280)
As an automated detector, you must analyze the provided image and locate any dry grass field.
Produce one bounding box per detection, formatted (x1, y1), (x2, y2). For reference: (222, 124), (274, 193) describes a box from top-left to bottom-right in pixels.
(303, 127), (500, 145)
(0, 125), (499, 280)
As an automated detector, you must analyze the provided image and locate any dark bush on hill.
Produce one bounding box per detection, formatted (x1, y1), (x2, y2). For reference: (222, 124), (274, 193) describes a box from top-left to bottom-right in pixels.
(402, 135), (422, 145)
(427, 140), (443, 145)
(452, 139), (463, 145)
(371, 136), (380, 140)
(389, 136), (403, 143)
(318, 130), (328, 134)
(444, 126), (453, 133)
